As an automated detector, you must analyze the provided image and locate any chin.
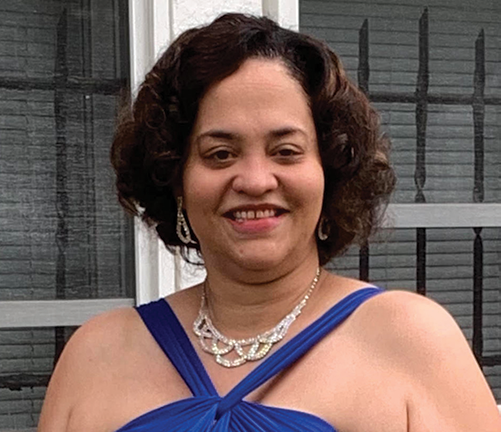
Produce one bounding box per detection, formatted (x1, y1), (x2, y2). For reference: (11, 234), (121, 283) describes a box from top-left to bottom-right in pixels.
(230, 245), (304, 273)
(237, 258), (283, 272)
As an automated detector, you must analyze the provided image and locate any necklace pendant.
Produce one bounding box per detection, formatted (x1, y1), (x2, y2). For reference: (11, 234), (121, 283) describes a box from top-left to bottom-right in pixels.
(193, 267), (321, 368)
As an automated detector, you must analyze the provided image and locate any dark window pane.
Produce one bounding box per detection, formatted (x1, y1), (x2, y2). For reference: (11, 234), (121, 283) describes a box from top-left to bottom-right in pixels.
(0, 1), (133, 301)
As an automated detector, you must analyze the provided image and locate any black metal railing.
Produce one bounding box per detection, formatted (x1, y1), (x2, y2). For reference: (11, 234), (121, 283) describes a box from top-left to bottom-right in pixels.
(356, 8), (499, 370)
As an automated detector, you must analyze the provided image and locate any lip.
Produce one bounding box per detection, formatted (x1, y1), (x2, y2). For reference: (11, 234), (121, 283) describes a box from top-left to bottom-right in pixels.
(226, 212), (286, 235)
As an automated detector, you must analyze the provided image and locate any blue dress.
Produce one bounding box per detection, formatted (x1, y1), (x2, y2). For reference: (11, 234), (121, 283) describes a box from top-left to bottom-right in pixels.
(116, 287), (382, 432)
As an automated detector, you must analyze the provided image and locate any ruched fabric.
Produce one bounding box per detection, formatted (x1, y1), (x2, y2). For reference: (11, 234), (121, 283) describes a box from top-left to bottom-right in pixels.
(116, 287), (382, 432)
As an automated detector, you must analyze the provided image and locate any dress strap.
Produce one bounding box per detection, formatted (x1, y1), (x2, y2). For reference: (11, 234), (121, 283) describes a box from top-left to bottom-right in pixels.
(216, 287), (382, 417)
(136, 299), (218, 397)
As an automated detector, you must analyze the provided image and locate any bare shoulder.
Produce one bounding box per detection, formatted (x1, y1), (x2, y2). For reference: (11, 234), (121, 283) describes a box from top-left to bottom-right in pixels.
(59, 307), (144, 376)
(350, 290), (501, 431)
(38, 307), (144, 432)
(350, 289), (477, 373)
(353, 289), (460, 344)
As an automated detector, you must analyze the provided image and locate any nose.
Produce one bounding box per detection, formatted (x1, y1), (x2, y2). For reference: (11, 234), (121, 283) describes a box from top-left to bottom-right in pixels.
(231, 155), (279, 196)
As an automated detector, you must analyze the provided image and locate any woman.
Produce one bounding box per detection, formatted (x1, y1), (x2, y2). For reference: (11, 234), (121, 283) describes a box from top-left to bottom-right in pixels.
(38, 13), (500, 432)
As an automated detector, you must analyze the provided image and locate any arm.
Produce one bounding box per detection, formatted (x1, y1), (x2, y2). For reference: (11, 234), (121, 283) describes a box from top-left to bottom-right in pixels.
(364, 291), (501, 432)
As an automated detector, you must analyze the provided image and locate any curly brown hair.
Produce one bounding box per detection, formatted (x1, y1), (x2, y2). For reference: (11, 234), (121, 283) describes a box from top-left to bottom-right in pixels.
(111, 13), (395, 266)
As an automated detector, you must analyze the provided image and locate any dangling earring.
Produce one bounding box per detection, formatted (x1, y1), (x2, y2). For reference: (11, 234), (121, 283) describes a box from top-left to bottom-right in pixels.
(176, 197), (196, 244)
(317, 216), (329, 241)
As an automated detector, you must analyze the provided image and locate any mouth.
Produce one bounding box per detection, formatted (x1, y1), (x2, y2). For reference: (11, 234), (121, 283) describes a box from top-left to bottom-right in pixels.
(224, 206), (287, 222)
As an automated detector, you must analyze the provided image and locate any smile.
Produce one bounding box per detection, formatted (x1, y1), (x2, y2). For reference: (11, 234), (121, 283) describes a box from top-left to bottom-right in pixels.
(224, 206), (287, 222)
(234, 209), (276, 221)
(223, 206), (287, 234)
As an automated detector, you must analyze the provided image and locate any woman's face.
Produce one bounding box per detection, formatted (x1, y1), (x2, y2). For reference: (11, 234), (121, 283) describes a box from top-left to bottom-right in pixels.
(183, 58), (324, 273)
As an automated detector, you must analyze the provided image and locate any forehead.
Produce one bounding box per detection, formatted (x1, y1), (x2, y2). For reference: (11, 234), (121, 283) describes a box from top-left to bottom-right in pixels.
(202, 58), (305, 102)
(213, 57), (301, 89)
(192, 58), (313, 135)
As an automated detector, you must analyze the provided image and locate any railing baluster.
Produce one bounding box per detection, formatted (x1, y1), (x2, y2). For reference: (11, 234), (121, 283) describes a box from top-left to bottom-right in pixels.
(473, 228), (484, 364)
(472, 29), (485, 365)
(359, 243), (369, 282)
(358, 19), (370, 281)
(82, 0), (99, 298)
(54, 8), (69, 366)
(415, 8), (429, 295)
(473, 30), (485, 205)
(358, 19), (369, 94)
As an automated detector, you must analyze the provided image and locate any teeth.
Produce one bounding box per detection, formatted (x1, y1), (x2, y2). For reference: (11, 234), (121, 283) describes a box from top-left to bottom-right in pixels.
(233, 209), (276, 220)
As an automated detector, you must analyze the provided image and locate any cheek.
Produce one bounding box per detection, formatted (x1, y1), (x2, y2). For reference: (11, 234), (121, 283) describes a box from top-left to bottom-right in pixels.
(183, 167), (225, 229)
(307, 178), (325, 222)
(183, 159), (206, 197)
(286, 173), (324, 226)
(182, 166), (206, 217)
(298, 169), (325, 205)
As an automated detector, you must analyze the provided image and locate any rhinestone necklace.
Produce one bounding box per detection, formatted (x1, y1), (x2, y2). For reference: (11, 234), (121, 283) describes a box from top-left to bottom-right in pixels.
(193, 268), (321, 368)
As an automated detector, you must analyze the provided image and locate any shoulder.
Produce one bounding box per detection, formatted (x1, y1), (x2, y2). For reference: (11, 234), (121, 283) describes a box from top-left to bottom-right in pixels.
(38, 307), (144, 431)
(350, 290), (501, 430)
(356, 289), (455, 332)
(351, 289), (468, 364)
(51, 306), (143, 385)
(65, 307), (144, 364)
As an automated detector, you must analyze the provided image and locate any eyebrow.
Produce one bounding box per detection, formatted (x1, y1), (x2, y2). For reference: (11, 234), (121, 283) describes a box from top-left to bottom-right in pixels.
(196, 130), (235, 142)
(268, 127), (307, 139)
(196, 127), (307, 143)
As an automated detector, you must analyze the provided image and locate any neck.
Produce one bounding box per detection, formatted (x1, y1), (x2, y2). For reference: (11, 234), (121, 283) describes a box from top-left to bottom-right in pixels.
(200, 256), (322, 340)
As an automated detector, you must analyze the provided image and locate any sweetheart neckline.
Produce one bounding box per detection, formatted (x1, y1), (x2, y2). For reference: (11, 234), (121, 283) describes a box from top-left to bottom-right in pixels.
(115, 395), (336, 431)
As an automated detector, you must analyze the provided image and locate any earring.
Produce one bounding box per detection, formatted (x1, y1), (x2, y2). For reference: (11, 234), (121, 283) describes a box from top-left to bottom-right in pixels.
(317, 217), (329, 241)
(176, 197), (196, 244)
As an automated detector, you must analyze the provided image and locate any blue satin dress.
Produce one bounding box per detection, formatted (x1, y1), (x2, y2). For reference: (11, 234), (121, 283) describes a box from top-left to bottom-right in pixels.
(116, 287), (382, 432)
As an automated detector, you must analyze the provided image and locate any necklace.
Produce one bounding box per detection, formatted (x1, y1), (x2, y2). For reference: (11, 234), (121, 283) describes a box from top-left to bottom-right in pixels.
(193, 267), (321, 368)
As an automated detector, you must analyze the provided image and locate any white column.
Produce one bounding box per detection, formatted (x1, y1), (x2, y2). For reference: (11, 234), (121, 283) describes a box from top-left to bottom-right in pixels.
(131, 0), (264, 303)
(172, 0), (261, 36)
(130, 0), (176, 305)
(262, 0), (299, 30)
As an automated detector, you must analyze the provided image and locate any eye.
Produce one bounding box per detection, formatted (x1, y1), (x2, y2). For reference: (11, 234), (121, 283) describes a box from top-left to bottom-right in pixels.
(211, 149), (233, 161)
(276, 148), (298, 157)
(203, 147), (237, 167)
(272, 144), (303, 161)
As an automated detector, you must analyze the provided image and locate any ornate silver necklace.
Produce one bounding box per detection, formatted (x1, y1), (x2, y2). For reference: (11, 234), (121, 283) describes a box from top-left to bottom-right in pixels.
(193, 268), (321, 368)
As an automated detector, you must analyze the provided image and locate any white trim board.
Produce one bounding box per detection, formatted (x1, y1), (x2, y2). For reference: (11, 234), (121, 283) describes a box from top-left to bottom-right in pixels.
(386, 204), (501, 228)
(263, 0), (299, 30)
(0, 299), (134, 328)
(129, 0), (178, 305)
